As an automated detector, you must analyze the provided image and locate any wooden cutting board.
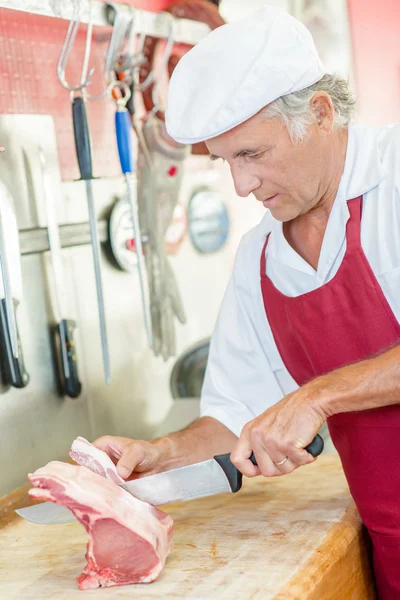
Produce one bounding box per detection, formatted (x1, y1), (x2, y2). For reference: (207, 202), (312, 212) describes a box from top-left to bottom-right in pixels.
(0, 455), (376, 599)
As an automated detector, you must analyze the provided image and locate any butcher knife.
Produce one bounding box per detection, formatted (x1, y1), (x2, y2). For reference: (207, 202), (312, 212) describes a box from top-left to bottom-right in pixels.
(15, 435), (324, 525)
(0, 180), (29, 388)
(39, 148), (81, 399)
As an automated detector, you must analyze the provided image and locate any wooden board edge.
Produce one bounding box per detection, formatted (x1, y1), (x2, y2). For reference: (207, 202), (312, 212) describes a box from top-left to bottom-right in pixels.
(0, 458), (75, 529)
(275, 503), (377, 600)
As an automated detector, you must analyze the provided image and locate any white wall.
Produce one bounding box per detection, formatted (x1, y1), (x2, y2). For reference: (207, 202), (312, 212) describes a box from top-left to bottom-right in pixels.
(220, 0), (290, 21)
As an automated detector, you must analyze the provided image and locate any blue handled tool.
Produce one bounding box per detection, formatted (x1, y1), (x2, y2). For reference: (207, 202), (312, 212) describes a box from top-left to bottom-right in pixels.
(114, 91), (152, 347)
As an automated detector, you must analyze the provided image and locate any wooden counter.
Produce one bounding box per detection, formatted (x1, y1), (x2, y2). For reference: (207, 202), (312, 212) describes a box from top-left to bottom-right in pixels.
(0, 455), (376, 599)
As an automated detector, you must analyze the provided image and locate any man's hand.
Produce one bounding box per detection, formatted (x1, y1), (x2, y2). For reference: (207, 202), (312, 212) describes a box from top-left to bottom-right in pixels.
(93, 417), (237, 481)
(231, 384), (326, 478)
(93, 436), (165, 480)
(231, 343), (400, 478)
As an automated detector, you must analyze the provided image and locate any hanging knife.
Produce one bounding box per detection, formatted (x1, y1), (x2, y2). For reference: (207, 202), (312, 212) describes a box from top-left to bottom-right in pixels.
(38, 148), (81, 399)
(15, 435), (324, 524)
(0, 180), (29, 388)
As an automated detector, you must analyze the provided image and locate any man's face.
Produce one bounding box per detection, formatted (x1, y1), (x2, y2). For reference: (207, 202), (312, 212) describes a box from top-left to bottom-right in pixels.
(206, 110), (327, 222)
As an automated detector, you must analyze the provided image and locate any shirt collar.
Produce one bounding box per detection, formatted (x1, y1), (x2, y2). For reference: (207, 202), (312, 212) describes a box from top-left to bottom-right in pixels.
(338, 122), (385, 202)
(266, 123), (386, 274)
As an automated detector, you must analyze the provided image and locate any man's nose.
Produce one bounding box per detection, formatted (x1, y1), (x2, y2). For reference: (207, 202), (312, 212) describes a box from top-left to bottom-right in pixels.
(231, 165), (261, 197)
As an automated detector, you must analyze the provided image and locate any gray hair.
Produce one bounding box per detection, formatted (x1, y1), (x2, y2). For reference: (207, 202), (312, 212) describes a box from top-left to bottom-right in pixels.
(261, 73), (356, 144)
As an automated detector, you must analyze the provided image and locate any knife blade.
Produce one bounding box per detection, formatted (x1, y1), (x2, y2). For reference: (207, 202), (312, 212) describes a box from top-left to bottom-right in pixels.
(39, 147), (82, 399)
(15, 434), (324, 525)
(0, 180), (29, 388)
(15, 453), (244, 525)
(15, 502), (75, 525)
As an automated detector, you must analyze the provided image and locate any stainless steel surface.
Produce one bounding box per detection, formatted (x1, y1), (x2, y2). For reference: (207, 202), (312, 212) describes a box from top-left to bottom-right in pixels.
(19, 220), (109, 255)
(122, 458), (232, 505)
(126, 173), (152, 347)
(15, 502), (76, 525)
(0, 115), (94, 498)
(0, 198), (18, 359)
(0, 252), (93, 496)
(0, 0), (210, 45)
(85, 180), (111, 386)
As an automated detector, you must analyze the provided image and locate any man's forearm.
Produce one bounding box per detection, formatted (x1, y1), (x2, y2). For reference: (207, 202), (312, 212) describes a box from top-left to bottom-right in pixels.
(150, 417), (238, 471)
(313, 344), (400, 417)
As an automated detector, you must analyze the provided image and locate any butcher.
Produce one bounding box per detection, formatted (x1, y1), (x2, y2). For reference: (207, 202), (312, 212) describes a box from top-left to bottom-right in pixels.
(94, 7), (400, 598)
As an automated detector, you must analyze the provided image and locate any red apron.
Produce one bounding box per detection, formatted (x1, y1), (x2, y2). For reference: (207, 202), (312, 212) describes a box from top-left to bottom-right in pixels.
(260, 196), (400, 599)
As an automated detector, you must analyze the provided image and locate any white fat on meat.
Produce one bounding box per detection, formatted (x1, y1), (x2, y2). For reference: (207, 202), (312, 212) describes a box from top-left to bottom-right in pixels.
(69, 436), (125, 485)
(28, 461), (174, 590)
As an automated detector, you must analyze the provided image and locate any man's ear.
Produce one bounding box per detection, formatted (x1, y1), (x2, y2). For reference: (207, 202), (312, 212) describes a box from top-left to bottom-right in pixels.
(310, 92), (335, 132)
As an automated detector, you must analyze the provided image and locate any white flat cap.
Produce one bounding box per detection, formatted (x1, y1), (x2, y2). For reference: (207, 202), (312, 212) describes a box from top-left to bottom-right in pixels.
(165, 6), (325, 144)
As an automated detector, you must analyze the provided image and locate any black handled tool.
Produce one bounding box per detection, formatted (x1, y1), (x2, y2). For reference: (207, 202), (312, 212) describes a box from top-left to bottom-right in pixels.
(54, 319), (81, 398)
(72, 97), (110, 384)
(39, 148), (81, 398)
(0, 181), (29, 388)
(215, 434), (324, 492)
(0, 299), (29, 388)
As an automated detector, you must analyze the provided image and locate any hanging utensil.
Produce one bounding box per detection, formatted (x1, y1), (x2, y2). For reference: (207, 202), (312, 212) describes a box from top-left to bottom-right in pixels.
(104, 7), (178, 353)
(113, 83), (152, 347)
(72, 98), (110, 384)
(57, 1), (111, 384)
(39, 148), (82, 398)
(0, 179), (29, 388)
(102, 4), (154, 347)
(135, 114), (189, 360)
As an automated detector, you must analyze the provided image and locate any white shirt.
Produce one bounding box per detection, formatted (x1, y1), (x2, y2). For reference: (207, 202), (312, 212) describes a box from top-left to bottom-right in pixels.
(200, 123), (400, 437)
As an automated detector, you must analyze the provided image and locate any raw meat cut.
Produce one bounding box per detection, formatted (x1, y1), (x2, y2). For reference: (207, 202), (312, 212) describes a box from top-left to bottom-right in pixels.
(69, 436), (125, 485)
(28, 461), (174, 589)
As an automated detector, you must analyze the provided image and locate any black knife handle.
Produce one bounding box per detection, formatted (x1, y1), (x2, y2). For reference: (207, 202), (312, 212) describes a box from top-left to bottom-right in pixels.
(305, 434), (324, 457)
(0, 298), (29, 388)
(55, 319), (82, 399)
(214, 453), (243, 494)
(72, 97), (93, 181)
(214, 434), (324, 494)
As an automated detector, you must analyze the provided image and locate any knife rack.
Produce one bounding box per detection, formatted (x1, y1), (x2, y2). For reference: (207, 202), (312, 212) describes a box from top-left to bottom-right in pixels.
(19, 221), (108, 256)
(0, 0), (209, 45)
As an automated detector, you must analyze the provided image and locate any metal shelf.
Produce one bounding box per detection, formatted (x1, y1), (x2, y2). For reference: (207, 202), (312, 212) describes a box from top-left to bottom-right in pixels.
(19, 220), (109, 255)
(0, 0), (210, 45)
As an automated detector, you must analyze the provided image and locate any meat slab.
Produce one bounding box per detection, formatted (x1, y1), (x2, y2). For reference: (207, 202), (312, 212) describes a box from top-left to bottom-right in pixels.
(28, 461), (174, 590)
(69, 436), (125, 485)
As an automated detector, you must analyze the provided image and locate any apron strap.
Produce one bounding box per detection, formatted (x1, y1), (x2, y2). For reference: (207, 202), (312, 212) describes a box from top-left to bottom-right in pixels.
(345, 196), (363, 253)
